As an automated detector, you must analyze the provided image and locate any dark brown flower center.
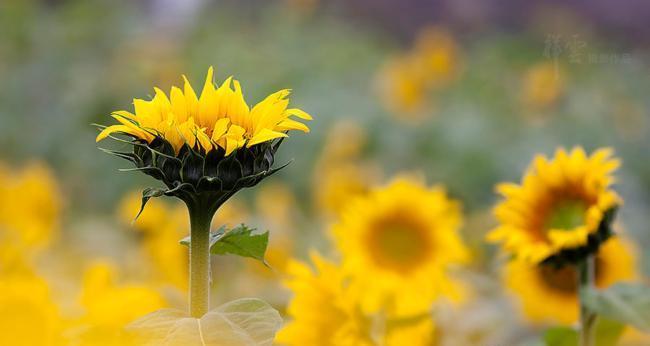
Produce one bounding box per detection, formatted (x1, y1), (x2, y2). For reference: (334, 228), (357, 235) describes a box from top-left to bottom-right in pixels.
(538, 258), (603, 295)
(366, 216), (431, 274)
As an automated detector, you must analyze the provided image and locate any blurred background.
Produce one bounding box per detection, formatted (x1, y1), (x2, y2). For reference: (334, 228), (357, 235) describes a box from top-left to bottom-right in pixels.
(0, 0), (649, 345)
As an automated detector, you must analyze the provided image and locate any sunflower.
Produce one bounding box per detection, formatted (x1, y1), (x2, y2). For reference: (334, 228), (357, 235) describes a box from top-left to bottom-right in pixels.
(504, 237), (636, 325)
(522, 61), (564, 111)
(278, 253), (437, 346)
(277, 253), (375, 346)
(312, 121), (380, 218)
(0, 162), (62, 251)
(377, 26), (460, 120)
(0, 276), (61, 346)
(96, 66), (312, 216)
(332, 177), (469, 316)
(96, 66), (311, 156)
(487, 147), (621, 264)
(73, 261), (168, 345)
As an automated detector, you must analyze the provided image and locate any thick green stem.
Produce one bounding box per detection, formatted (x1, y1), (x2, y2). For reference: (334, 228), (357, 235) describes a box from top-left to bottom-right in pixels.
(188, 204), (213, 318)
(578, 255), (597, 346)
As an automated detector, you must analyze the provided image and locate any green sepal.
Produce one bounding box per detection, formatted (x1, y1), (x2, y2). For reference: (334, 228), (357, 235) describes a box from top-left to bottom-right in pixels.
(134, 187), (167, 222)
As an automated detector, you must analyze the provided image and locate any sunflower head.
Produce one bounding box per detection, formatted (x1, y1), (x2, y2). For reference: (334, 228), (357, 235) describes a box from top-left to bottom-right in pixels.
(96, 67), (312, 211)
(332, 177), (469, 316)
(277, 253), (375, 346)
(487, 147), (621, 265)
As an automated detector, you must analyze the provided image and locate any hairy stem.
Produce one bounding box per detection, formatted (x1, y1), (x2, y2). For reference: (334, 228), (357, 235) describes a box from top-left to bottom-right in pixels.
(578, 255), (597, 346)
(188, 204), (213, 318)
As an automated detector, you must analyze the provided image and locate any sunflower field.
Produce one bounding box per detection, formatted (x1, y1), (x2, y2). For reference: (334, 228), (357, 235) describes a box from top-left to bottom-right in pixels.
(1, 1), (649, 345)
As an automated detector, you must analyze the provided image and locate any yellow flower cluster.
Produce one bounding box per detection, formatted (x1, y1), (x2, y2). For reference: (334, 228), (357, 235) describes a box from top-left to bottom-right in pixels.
(117, 192), (189, 290)
(97, 67), (312, 155)
(72, 261), (168, 345)
(378, 27), (461, 119)
(485, 147), (639, 326)
(280, 177), (469, 345)
(312, 121), (380, 218)
(0, 162), (61, 253)
(0, 161), (171, 346)
(277, 253), (437, 346)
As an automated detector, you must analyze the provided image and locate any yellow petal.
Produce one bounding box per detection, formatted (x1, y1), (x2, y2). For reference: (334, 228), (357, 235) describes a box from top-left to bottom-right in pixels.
(211, 118), (230, 142)
(276, 118), (310, 133)
(201, 66), (215, 98)
(196, 128), (213, 151)
(183, 74), (199, 116)
(247, 128), (288, 147)
(153, 87), (172, 115)
(285, 108), (313, 120)
(170, 86), (188, 122)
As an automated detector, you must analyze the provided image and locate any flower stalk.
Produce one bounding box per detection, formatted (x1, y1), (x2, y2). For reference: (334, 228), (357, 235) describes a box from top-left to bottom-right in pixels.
(188, 203), (213, 318)
(578, 255), (597, 346)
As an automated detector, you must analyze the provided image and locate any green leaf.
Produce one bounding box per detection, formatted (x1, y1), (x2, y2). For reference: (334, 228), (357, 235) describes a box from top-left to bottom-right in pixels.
(211, 224), (269, 265)
(134, 187), (167, 222)
(594, 318), (625, 346)
(180, 224), (269, 265)
(581, 283), (650, 332)
(127, 298), (283, 346)
(544, 326), (577, 346)
(542, 318), (624, 346)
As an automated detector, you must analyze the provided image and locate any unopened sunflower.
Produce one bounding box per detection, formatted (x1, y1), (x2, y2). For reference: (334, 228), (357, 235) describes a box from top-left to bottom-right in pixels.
(96, 66), (311, 213)
(332, 177), (469, 316)
(96, 67), (312, 321)
(487, 147), (620, 265)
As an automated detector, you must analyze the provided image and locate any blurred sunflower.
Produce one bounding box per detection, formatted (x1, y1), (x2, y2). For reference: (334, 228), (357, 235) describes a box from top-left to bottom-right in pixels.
(118, 192), (188, 290)
(277, 253), (374, 346)
(0, 276), (62, 346)
(332, 177), (469, 316)
(318, 121), (368, 162)
(256, 181), (296, 230)
(247, 182), (296, 276)
(378, 56), (429, 116)
(313, 121), (380, 218)
(315, 163), (377, 217)
(377, 26), (460, 121)
(279, 252), (438, 346)
(522, 61), (564, 111)
(412, 27), (461, 87)
(0, 162), (62, 251)
(487, 147), (621, 264)
(384, 317), (436, 346)
(71, 261), (168, 345)
(504, 237), (636, 325)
